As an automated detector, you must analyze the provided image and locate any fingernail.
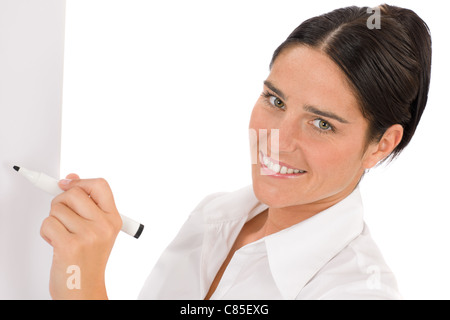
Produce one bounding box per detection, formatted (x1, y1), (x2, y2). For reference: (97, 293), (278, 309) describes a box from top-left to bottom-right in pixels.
(59, 179), (72, 186)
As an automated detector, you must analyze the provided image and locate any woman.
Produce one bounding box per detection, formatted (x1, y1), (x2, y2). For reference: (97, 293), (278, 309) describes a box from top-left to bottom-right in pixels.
(41, 4), (431, 299)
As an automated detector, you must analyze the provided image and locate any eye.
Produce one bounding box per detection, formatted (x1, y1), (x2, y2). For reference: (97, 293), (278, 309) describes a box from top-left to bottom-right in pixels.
(269, 96), (285, 109)
(312, 119), (332, 131)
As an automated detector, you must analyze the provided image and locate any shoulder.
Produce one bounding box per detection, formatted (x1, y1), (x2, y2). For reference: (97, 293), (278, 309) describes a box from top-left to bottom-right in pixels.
(188, 185), (262, 222)
(298, 224), (402, 300)
(160, 185), (259, 251)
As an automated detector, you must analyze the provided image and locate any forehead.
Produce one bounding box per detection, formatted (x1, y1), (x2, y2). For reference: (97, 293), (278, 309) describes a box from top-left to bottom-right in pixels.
(269, 45), (361, 119)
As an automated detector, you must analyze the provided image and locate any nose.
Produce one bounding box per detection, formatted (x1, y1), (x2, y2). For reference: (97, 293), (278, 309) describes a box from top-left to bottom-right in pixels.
(274, 119), (302, 154)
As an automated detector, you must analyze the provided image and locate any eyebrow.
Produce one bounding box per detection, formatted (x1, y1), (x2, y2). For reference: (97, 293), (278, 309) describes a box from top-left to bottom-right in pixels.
(304, 105), (349, 124)
(263, 80), (287, 101)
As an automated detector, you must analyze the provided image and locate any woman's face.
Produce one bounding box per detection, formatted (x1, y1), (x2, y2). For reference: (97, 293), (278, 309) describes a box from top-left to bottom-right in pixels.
(249, 45), (376, 208)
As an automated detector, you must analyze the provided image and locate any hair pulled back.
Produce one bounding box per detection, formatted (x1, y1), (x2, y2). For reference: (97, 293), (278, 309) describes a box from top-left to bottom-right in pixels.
(271, 4), (432, 161)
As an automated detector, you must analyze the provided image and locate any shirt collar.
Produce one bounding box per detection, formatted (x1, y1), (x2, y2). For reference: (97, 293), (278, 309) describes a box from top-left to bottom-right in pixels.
(200, 185), (364, 299)
(264, 187), (364, 299)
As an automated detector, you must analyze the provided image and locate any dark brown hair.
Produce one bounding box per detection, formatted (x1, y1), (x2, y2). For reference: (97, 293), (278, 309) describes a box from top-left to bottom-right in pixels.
(270, 4), (432, 161)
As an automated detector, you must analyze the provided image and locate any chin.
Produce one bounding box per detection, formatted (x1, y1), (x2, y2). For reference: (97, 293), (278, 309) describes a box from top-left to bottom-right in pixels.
(251, 181), (294, 208)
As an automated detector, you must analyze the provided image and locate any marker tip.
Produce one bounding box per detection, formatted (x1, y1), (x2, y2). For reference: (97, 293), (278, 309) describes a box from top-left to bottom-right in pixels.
(13, 165), (20, 172)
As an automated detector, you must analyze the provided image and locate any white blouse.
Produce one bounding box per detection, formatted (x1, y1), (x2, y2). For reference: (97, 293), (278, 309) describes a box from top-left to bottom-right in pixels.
(138, 185), (401, 300)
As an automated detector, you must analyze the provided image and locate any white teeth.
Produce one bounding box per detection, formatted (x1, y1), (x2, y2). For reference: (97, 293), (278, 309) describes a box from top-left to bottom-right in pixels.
(262, 154), (304, 174)
(272, 163), (281, 173)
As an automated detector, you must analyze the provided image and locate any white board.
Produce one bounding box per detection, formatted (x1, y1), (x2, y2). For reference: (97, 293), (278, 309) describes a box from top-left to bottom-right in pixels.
(0, 0), (65, 299)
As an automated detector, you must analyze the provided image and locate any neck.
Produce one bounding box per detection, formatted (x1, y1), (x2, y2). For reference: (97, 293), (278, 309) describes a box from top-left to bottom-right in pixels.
(262, 183), (358, 237)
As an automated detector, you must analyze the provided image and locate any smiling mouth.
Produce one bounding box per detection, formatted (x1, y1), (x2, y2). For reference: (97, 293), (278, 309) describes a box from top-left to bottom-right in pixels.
(259, 151), (306, 176)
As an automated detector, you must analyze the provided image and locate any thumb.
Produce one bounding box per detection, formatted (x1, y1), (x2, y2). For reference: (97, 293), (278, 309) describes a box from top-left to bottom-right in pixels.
(58, 173), (80, 191)
(65, 173), (80, 180)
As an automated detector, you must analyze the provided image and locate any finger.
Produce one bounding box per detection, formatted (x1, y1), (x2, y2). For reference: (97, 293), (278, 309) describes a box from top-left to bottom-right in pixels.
(59, 178), (117, 214)
(50, 202), (85, 234)
(53, 185), (101, 221)
(66, 173), (80, 180)
(40, 216), (72, 248)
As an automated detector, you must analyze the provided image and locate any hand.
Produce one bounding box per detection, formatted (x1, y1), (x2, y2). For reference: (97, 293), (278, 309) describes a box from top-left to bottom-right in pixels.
(40, 174), (122, 299)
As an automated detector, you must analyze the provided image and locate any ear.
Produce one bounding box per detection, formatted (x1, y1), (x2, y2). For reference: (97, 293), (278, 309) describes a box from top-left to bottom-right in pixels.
(363, 124), (404, 169)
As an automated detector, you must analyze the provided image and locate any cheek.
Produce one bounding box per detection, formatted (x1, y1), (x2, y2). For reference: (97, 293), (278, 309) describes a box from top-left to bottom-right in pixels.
(248, 102), (266, 130)
(307, 137), (365, 181)
(249, 103), (274, 154)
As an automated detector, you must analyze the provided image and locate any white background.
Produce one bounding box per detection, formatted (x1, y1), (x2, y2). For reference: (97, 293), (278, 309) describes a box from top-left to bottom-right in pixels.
(61, 0), (450, 299)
